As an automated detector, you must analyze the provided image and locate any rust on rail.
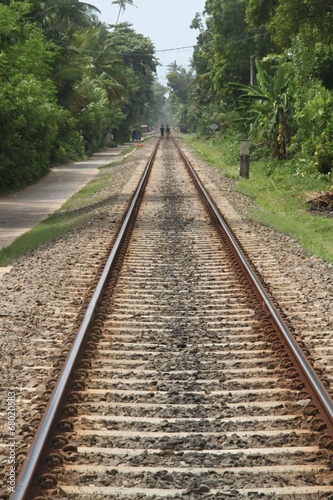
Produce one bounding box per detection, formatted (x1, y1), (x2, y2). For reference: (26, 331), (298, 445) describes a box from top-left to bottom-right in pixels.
(11, 139), (161, 500)
(173, 136), (333, 442)
(11, 136), (333, 499)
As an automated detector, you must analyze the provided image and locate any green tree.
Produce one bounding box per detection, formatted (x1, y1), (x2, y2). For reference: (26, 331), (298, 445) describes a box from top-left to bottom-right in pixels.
(167, 63), (194, 131)
(0, 1), (61, 190)
(57, 23), (126, 153)
(29, 0), (99, 42)
(0, 0), (159, 190)
(190, 0), (273, 135)
(244, 0), (333, 168)
(112, 0), (137, 24)
(28, 1), (101, 107)
(190, 12), (221, 133)
(265, 0), (333, 49)
(203, 0), (256, 101)
(245, 0), (278, 29)
(107, 22), (157, 141)
(140, 81), (167, 129)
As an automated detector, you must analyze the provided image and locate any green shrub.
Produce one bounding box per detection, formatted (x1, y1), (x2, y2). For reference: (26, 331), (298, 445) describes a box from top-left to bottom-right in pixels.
(315, 121), (333, 175)
(0, 4), (61, 191)
(51, 111), (85, 164)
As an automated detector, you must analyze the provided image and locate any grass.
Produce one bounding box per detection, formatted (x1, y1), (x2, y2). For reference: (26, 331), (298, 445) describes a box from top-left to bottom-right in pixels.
(1, 136), (332, 266)
(0, 139), (139, 267)
(184, 134), (333, 263)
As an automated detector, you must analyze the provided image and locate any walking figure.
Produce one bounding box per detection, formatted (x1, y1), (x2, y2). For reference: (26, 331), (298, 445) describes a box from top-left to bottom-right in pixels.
(160, 125), (165, 140)
(166, 125), (170, 139)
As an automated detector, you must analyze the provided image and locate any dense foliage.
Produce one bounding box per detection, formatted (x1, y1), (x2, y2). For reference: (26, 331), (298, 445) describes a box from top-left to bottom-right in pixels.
(0, 0), (160, 191)
(166, 0), (333, 178)
(0, 1), (60, 189)
(4, 0), (333, 191)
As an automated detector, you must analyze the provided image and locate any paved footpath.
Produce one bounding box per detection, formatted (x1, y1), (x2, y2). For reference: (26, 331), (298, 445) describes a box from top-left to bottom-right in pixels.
(0, 147), (130, 276)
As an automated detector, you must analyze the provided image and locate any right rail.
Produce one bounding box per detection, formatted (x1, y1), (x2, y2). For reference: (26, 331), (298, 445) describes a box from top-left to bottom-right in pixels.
(174, 137), (333, 437)
(8, 136), (333, 499)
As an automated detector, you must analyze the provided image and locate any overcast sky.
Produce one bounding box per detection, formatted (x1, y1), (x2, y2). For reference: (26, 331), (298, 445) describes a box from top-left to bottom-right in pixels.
(91, 0), (206, 83)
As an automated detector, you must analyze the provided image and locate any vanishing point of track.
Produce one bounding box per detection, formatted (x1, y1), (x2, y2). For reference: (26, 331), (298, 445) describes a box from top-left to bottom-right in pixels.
(10, 138), (333, 498)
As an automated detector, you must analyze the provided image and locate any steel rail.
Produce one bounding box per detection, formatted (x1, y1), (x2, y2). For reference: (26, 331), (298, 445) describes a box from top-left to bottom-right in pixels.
(173, 137), (333, 434)
(12, 139), (160, 500)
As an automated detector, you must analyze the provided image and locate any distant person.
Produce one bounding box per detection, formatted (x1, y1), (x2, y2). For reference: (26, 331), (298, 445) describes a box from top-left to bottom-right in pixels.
(160, 125), (165, 140)
(166, 125), (170, 139)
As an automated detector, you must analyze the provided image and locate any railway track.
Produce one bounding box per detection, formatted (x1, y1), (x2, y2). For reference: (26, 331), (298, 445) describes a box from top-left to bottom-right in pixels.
(7, 137), (333, 498)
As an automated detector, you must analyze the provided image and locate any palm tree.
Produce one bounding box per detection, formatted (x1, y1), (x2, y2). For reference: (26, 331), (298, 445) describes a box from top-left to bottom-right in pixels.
(30, 0), (100, 43)
(112, 0), (137, 24)
(27, 1), (101, 109)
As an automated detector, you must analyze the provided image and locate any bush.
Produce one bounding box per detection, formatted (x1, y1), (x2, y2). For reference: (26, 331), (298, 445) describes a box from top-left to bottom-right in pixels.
(51, 112), (85, 164)
(75, 78), (116, 154)
(315, 116), (333, 175)
(316, 141), (333, 174)
(0, 4), (61, 191)
(0, 75), (60, 190)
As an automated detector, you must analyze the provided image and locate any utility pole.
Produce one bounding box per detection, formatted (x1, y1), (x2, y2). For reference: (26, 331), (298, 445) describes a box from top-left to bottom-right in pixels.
(250, 55), (255, 86)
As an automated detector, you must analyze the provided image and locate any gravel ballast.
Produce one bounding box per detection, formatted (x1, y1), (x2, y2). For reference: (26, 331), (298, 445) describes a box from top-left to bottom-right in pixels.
(0, 137), (332, 497)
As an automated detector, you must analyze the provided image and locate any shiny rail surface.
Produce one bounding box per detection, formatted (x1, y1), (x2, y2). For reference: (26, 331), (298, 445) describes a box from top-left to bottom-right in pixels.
(174, 137), (333, 435)
(11, 141), (160, 500)
(10, 137), (333, 499)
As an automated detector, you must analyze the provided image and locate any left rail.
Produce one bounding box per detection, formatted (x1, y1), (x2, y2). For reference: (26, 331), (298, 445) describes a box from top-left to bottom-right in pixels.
(11, 139), (160, 500)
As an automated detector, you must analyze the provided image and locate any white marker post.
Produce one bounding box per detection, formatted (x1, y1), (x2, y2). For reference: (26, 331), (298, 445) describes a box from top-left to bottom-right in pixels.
(240, 140), (250, 179)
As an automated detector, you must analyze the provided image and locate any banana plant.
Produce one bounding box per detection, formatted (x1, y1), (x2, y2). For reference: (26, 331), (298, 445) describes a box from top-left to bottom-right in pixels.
(235, 57), (294, 158)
